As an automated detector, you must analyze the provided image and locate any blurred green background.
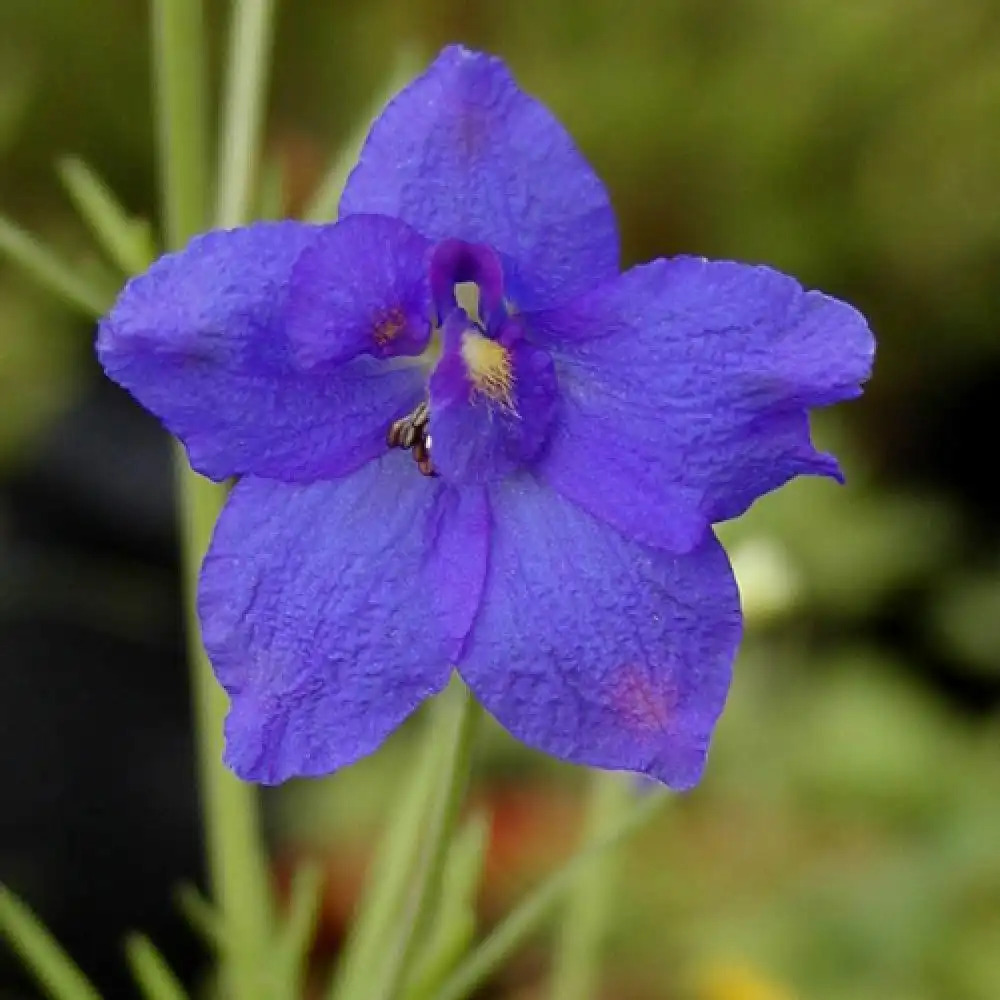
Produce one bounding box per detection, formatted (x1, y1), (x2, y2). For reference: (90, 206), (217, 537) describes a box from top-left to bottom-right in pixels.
(2, 2), (999, 999)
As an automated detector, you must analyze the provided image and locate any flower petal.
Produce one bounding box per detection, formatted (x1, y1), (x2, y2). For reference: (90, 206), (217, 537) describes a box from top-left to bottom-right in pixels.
(284, 214), (432, 367)
(97, 220), (428, 482)
(340, 45), (619, 309)
(198, 455), (490, 783)
(457, 475), (741, 790)
(529, 257), (875, 552)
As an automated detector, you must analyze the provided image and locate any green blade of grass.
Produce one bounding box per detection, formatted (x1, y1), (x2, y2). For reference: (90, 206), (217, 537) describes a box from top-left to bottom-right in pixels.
(125, 934), (190, 1000)
(402, 811), (490, 1000)
(272, 861), (324, 1000)
(56, 156), (156, 276)
(0, 884), (103, 1000)
(173, 883), (227, 951)
(0, 214), (112, 317)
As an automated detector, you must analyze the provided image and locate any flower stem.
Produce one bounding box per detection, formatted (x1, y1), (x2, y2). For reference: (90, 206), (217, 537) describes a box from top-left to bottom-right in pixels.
(151, 3), (274, 999)
(175, 458), (274, 1000)
(369, 678), (480, 1000)
(548, 771), (635, 1000)
(215, 0), (278, 228)
(150, 0), (208, 249)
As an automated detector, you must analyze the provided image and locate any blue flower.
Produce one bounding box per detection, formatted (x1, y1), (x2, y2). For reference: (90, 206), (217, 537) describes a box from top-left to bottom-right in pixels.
(97, 46), (874, 788)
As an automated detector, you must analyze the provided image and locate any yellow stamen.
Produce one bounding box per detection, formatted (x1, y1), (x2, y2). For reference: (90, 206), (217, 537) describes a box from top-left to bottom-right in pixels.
(461, 331), (516, 412)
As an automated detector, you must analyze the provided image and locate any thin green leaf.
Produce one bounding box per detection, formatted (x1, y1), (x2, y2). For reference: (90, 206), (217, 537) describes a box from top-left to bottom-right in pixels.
(150, 0), (208, 247)
(368, 681), (480, 1000)
(125, 934), (190, 1000)
(214, 0), (277, 228)
(0, 883), (103, 1000)
(272, 860), (324, 1000)
(403, 811), (490, 1000)
(550, 772), (635, 1000)
(326, 706), (447, 1000)
(302, 46), (423, 223)
(174, 883), (226, 951)
(56, 156), (156, 276)
(433, 791), (670, 1000)
(0, 214), (112, 317)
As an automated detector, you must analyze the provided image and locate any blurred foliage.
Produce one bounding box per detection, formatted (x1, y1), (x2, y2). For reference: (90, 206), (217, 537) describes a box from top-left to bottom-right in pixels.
(2, 1), (1000, 999)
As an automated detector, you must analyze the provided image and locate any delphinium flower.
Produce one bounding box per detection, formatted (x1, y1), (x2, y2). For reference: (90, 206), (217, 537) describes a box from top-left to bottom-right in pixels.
(97, 46), (874, 789)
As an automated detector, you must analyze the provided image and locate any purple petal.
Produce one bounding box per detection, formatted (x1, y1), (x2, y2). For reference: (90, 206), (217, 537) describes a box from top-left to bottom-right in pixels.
(457, 475), (741, 790)
(340, 45), (619, 309)
(198, 455), (490, 783)
(428, 239), (505, 333)
(98, 221), (428, 482)
(529, 257), (875, 552)
(284, 214), (432, 367)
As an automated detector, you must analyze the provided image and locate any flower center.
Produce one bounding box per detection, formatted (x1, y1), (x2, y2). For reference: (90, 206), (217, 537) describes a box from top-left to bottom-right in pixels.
(430, 240), (505, 331)
(388, 239), (559, 484)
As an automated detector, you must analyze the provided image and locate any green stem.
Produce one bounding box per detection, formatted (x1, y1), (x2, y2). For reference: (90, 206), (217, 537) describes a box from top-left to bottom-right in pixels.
(215, 0), (278, 228)
(175, 460), (273, 1000)
(549, 772), (634, 1000)
(433, 790), (668, 1000)
(151, 3), (275, 1000)
(369, 679), (480, 1000)
(150, 0), (208, 248)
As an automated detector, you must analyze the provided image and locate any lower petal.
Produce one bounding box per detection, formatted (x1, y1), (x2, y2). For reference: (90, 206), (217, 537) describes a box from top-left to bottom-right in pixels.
(457, 475), (741, 789)
(198, 456), (489, 783)
(428, 319), (559, 485)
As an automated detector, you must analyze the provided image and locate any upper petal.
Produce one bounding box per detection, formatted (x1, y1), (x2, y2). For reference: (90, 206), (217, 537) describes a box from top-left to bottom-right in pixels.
(97, 220), (429, 482)
(340, 45), (619, 309)
(284, 214), (432, 367)
(528, 257), (875, 552)
(456, 475), (741, 790)
(198, 455), (490, 783)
